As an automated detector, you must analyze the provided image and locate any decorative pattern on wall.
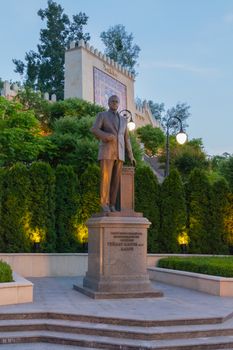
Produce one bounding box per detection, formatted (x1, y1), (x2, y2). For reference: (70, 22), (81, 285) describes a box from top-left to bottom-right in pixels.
(94, 67), (127, 111)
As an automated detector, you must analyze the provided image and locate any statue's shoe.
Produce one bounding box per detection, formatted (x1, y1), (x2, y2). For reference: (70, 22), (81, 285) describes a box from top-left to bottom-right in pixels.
(101, 204), (111, 213)
(110, 205), (117, 212)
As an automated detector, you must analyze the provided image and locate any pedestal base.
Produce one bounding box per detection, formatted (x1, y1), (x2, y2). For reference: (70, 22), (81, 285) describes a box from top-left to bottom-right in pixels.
(74, 215), (163, 299)
(73, 282), (163, 299)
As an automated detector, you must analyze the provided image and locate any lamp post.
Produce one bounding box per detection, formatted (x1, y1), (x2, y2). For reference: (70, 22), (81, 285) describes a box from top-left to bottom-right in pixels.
(165, 116), (187, 177)
(119, 109), (136, 131)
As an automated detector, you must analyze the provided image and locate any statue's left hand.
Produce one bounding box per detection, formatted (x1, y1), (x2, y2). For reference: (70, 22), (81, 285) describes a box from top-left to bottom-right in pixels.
(130, 157), (136, 167)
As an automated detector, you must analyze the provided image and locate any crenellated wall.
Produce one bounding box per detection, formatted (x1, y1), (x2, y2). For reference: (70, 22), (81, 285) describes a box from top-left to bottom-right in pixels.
(0, 81), (18, 100)
(0, 81), (57, 102)
(65, 40), (161, 129)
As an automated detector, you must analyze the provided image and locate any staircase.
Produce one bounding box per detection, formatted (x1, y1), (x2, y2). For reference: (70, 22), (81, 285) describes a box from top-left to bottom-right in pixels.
(1, 312), (233, 349)
(143, 154), (165, 183)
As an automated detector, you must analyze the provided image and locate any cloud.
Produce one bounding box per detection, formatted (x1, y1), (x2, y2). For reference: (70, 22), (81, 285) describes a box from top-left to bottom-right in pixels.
(140, 61), (219, 76)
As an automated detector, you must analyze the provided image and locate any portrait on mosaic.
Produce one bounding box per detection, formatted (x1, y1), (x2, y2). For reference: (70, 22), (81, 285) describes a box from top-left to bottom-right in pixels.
(94, 67), (127, 112)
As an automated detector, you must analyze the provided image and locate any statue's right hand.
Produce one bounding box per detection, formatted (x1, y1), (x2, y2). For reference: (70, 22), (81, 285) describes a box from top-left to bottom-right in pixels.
(105, 134), (115, 142)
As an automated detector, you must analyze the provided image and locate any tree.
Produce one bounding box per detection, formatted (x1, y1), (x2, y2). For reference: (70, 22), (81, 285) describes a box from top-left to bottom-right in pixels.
(100, 24), (140, 75)
(209, 179), (229, 254)
(173, 138), (209, 178)
(0, 163), (31, 252)
(16, 88), (50, 131)
(224, 193), (233, 250)
(55, 165), (80, 252)
(162, 102), (190, 133)
(148, 101), (165, 121)
(218, 155), (233, 192)
(0, 97), (47, 167)
(186, 169), (212, 253)
(135, 166), (160, 252)
(13, 0), (90, 99)
(158, 169), (187, 253)
(28, 162), (56, 252)
(136, 124), (165, 156)
(39, 115), (99, 173)
(77, 164), (101, 247)
(0, 78), (3, 90)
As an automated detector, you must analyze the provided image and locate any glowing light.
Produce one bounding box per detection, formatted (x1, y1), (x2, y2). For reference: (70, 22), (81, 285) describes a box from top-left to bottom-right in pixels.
(127, 121), (136, 131)
(176, 132), (187, 145)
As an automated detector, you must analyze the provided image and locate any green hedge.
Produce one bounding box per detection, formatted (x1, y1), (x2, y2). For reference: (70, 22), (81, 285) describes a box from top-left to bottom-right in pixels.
(157, 256), (233, 277)
(158, 169), (186, 253)
(135, 165), (160, 253)
(55, 165), (80, 252)
(0, 163), (31, 252)
(0, 260), (13, 283)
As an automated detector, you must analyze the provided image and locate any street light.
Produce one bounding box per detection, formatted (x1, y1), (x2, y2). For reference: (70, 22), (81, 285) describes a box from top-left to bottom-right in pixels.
(165, 116), (187, 177)
(119, 109), (136, 131)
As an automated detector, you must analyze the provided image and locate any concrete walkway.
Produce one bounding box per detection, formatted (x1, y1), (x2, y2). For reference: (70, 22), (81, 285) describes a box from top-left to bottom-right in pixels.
(1, 276), (233, 321)
(1, 276), (233, 349)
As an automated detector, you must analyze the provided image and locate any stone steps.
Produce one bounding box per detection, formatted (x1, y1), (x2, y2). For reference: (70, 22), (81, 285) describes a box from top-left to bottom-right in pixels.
(2, 330), (233, 349)
(1, 318), (233, 341)
(1, 312), (233, 349)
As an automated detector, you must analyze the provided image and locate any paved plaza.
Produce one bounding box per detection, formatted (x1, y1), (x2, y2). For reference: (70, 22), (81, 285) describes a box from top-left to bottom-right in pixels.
(1, 277), (233, 349)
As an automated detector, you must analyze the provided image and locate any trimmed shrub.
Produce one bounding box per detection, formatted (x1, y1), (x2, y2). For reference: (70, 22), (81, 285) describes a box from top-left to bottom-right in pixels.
(224, 193), (233, 250)
(0, 260), (13, 283)
(0, 163), (31, 252)
(158, 169), (187, 253)
(186, 169), (212, 253)
(55, 165), (80, 252)
(77, 164), (100, 249)
(209, 179), (229, 254)
(80, 164), (101, 221)
(0, 168), (5, 250)
(28, 162), (56, 252)
(157, 256), (233, 277)
(135, 165), (160, 252)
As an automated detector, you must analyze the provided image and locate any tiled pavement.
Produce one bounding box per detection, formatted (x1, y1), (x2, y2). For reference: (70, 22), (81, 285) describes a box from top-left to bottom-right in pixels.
(1, 276), (233, 349)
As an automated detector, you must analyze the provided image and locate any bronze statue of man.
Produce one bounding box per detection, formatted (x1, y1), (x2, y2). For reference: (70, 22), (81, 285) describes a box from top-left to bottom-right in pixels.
(91, 95), (136, 213)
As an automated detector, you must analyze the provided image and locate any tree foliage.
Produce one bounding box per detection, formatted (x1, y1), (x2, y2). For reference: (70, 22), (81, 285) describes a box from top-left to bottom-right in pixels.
(210, 179), (229, 254)
(186, 169), (212, 253)
(0, 97), (47, 167)
(224, 193), (233, 247)
(136, 124), (165, 156)
(215, 155), (233, 192)
(148, 100), (165, 121)
(100, 24), (140, 75)
(0, 163), (31, 252)
(163, 102), (190, 133)
(28, 162), (56, 252)
(13, 0), (90, 99)
(158, 169), (186, 253)
(135, 166), (160, 252)
(39, 115), (99, 172)
(173, 138), (209, 178)
(55, 165), (80, 252)
(0, 78), (4, 90)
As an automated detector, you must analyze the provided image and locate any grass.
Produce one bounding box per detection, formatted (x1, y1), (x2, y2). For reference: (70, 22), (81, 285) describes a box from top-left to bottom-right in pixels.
(157, 256), (233, 278)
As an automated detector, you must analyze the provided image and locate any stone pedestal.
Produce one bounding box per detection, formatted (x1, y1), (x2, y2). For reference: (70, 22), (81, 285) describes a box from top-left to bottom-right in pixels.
(74, 216), (162, 299)
(74, 166), (163, 299)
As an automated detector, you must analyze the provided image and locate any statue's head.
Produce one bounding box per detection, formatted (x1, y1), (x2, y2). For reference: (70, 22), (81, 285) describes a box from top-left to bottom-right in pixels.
(108, 95), (120, 112)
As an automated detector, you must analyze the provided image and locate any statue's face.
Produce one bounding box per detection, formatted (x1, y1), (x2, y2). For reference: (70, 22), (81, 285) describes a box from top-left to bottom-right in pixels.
(108, 97), (119, 112)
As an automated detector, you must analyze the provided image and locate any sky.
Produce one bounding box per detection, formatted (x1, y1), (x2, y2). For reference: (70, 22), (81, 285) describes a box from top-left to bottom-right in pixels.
(0, 0), (233, 155)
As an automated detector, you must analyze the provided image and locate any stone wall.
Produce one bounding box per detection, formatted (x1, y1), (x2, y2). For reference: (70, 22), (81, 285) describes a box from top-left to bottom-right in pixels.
(65, 40), (160, 130)
(0, 253), (195, 277)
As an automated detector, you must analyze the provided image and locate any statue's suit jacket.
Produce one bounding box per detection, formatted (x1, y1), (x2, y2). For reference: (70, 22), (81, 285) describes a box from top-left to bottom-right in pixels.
(91, 110), (133, 162)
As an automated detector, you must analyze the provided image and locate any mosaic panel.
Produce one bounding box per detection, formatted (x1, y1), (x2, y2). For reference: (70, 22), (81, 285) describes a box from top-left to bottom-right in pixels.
(94, 67), (127, 112)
